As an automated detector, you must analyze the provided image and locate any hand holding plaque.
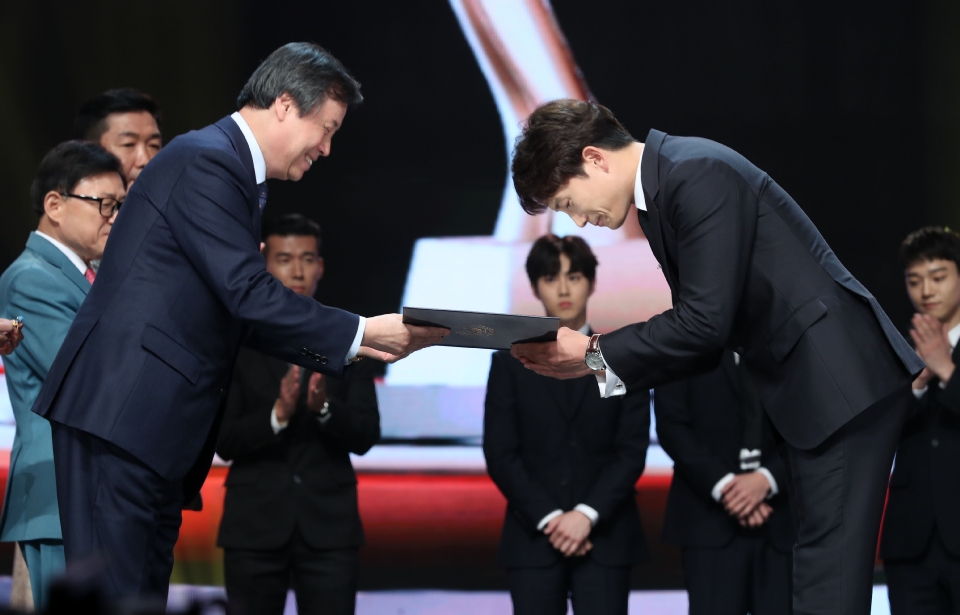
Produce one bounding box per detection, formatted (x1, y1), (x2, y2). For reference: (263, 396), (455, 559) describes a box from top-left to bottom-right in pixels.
(511, 326), (595, 380)
(401, 307), (558, 351)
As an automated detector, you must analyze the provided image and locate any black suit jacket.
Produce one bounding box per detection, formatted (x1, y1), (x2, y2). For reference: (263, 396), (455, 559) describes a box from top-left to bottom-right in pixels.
(216, 348), (380, 551)
(880, 342), (960, 560)
(602, 129), (923, 450)
(483, 346), (650, 568)
(655, 352), (793, 552)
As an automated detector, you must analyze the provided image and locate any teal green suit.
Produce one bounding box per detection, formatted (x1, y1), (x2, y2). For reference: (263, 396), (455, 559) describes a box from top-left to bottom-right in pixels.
(0, 232), (90, 607)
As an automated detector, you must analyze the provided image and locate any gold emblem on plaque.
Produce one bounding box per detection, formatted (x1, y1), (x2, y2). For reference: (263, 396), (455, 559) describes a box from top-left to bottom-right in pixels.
(454, 325), (495, 336)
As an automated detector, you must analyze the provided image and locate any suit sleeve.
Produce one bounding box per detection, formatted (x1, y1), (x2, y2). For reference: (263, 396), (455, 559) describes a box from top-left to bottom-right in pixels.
(314, 361), (381, 455)
(601, 158), (758, 389)
(654, 380), (739, 497)
(164, 149), (358, 377)
(6, 268), (79, 380)
(483, 352), (564, 532)
(216, 357), (280, 461)
(579, 387), (651, 521)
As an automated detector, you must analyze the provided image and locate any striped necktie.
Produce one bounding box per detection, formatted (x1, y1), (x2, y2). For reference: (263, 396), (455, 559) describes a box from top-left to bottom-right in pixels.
(84, 267), (96, 284)
(257, 181), (268, 212)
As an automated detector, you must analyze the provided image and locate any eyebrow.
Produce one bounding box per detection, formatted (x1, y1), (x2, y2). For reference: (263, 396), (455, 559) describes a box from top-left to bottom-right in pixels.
(118, 131), (163, 139)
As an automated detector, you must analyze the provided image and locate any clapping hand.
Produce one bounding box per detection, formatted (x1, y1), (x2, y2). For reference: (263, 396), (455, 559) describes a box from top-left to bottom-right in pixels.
(306, 372), (327, 413)
(0, 318), (23, 356)
(911, 313), (954, 384)
(275, 365), (300, 423)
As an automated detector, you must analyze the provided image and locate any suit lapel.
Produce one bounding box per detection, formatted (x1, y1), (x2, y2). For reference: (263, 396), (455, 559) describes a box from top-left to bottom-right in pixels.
(213, 116), (261, 240)
(26, 233), (91, 296)
(639, 129), (679, 297)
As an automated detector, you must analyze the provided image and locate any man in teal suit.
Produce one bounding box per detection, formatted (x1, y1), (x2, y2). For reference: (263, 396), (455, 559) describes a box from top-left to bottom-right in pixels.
(0, 140), (125, 609)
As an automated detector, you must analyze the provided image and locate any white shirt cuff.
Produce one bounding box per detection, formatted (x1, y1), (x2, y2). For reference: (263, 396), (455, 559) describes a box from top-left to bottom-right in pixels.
(537, 509), (563, 531)
(939, 380), (948, 389)
(574, 504), (599, 527)
(346, 316), (366, 364)
(595, 346), (626, 398)
(270, 404), (289, 434)
(756, 466), (778, 498)
(913, 386), (928, 399)
(711, 473), (736, 502)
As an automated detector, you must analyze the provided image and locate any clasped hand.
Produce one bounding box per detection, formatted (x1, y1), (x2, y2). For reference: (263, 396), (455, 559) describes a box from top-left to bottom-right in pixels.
(910, 313), (954, 388)
(511, 327), (594, 380)
(721, 471), (773, 528)
(0, 319), (23, 356)
(544, 510), (593, 557)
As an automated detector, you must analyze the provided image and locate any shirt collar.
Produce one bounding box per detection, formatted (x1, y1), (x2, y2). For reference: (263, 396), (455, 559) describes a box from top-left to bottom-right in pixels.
(948, 322), (960, 349)
(35, 231), (87, 274)
(633, 146), (646, 211)
(231, 112), (267, 184)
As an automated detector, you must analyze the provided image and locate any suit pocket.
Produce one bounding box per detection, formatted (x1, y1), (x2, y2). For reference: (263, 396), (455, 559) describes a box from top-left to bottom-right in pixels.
(141, 324), (201, 385)
(767, 297), (828, 363)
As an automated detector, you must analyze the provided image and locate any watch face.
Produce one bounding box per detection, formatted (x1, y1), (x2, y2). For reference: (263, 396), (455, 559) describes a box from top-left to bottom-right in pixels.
(585, 353), (605, 371)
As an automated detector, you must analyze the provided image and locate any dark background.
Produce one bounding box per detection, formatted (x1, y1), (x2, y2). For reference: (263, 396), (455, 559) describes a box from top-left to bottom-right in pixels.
(1, 0), (958, 590)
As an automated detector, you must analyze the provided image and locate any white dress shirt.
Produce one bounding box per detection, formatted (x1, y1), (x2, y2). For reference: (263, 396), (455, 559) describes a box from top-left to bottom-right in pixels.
(912, 322), (960, 399)
(35, 231), (88, 274)
(229, 113), (366, 379)
(594, 151), (645, 398)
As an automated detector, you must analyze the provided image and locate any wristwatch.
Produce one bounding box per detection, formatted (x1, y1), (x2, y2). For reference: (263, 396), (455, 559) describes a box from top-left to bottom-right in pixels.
(584, 333), (605, 370)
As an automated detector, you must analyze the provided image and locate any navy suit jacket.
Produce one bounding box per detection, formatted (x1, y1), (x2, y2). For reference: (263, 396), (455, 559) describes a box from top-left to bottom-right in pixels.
(602, 129), (923, 449)
(483, 346), (650, 568)
(31, 116), (359, 497)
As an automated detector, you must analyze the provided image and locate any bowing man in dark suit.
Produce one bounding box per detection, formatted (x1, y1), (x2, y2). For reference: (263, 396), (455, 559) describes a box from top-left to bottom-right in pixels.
(30, 43), (447, 601)
(881, 227), (960, 614)
(485, 235), (650, 615)
(656, 351), (793, 615)
(217, 214), (379, 615)
(510, 99), (923, 615)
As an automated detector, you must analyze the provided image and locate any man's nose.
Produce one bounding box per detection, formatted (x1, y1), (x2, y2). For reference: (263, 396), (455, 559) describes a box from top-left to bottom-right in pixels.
(292, 261), (304, 278)
(923, 280), (934, 297)
(558, 277), (569, 295)
(571, 213), (587, 228)
(134, 144), (150, 168)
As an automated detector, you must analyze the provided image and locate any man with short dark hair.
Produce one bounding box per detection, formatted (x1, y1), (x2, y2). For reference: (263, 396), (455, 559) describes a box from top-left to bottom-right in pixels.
(32, 43), (446, 602)
(880, 226), (960, 614)
(0, 141), (124, 609)
(509, 99), (923, 615)
(75, 88), (162, 187)
(217, 213), (380, 615)
(485, 234), (649, 615)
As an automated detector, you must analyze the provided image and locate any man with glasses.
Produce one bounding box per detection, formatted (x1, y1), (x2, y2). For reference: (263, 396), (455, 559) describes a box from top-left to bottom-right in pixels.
(0, 140), (124, 609)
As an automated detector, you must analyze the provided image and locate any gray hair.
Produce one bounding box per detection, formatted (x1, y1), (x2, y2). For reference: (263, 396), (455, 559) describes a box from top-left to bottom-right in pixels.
(237, 42), (362, 115)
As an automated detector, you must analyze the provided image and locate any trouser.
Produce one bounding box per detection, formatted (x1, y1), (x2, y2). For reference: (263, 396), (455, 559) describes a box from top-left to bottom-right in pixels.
(779, 386), (911, 615)
(682, 531), (792, 615)
(19, 538), (65, 611)
(885, 528), (960, 615)
(51, 422), (183, 603)
(507, 557), (632, 615)
(223, 529), (359, 615)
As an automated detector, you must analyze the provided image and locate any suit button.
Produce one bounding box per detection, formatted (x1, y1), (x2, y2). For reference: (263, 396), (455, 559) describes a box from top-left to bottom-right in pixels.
(293, 474), (302, 484)
(300, 348), (310, 356)
(932, 439), (939, 448)
(320, 356), (328, 365)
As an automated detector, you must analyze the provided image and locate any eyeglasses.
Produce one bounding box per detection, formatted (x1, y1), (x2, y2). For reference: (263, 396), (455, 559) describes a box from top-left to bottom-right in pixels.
(61, 193), (124, 218)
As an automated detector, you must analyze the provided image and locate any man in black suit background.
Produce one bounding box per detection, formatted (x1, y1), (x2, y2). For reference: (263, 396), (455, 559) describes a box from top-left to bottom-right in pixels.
(656, 351), (793, 614)
(509, 99), (923, 615)
(484, 234), (650, 615)
(217, 213), (380, 615)
(880, 226), (960, 614)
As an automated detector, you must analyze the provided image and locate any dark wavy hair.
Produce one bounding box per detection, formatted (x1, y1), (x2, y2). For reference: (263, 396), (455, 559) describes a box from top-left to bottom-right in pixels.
(512, 99), (634, 215)
(261, 213), (322, 254)
(525, 234), (598, 286)
(74, 88), (162, 141)
(900, 226), (960, 268)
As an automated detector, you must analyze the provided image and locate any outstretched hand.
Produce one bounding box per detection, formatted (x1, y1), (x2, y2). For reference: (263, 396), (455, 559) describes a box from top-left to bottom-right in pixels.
(361, 314), (449, 362)
(511, 327), (594, 380)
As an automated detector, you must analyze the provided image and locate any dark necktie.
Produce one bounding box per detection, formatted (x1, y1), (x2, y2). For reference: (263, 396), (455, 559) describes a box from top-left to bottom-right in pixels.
(637, 206), (649, 225)
(257, 181), (268, 212)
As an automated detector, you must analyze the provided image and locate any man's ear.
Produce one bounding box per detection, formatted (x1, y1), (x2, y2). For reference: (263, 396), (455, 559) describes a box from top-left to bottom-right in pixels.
(274, 92), (296, 121)
(531, 283), (541, 300)
(43, 191), (64, 224)
(582, 146), (608, 173)
(316, 257), (325, 282)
